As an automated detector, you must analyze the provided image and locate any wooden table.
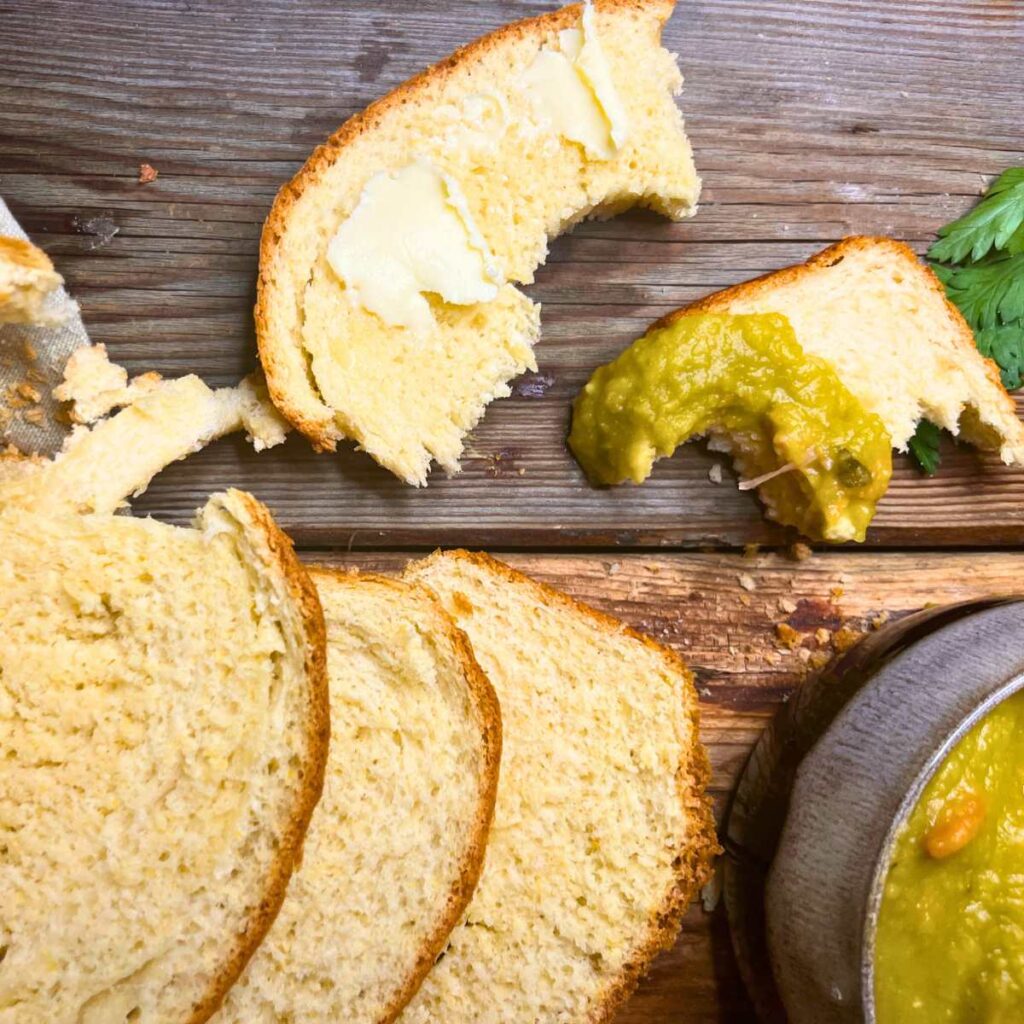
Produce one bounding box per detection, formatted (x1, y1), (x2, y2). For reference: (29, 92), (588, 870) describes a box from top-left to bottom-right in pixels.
(2, 2), (1023, 1019)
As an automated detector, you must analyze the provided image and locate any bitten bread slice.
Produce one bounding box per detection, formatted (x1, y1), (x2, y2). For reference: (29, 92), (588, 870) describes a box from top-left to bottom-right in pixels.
(0, 490), (329, 1024)
(215, 570), (501, 1024)
(258, 0), (700, 485)
(664, 236), (1024, 465)
(399, 551), (717, 1024)
(0, 236), (62, 324)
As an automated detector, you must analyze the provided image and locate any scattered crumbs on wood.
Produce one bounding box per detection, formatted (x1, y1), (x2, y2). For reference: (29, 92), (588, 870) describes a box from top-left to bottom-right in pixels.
(738, 573), (757, 592)
(138, 162), (159, 184)
(797, 647), (812, 663)
(775, 622), (801, 650)
(834, 626), (862, 652)
(517, 466), (525, 476)
(871, 611), (891, 630)
(789, 542), (813, 562)
(814, 627), (832, 645)
(779, 597), (798, 614)
(743, 543), (759, 561)
(708, 463), (724, 484)
(838, 572), (853, 584)
(739, 594), (752, 607)
(830, 585), (844, 601)
(606, 561), (621, 576)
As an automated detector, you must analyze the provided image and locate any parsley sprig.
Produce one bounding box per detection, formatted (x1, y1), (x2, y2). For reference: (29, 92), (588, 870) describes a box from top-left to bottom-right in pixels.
(909, 168), (1024, 474)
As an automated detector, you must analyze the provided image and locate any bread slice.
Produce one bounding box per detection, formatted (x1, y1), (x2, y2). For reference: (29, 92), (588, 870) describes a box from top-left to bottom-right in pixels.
(399, 551), (717, 1024)
(662, 236), (1024, 465)
(0, 236), (62, 324)
(257, 0), (699, 485)
(215, 570), (501, 1024)
(0, 489), (329, 1024)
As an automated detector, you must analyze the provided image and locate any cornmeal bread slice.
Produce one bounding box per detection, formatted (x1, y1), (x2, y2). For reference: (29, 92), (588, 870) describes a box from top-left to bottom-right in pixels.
(664, 236), (1024, 465)
(215, 570), (500, 1024)
(0, 236), (62, 324)
(399, 551), (717, 1024)
(258, 0), (700, 485)
(0, 490), (329, 1024)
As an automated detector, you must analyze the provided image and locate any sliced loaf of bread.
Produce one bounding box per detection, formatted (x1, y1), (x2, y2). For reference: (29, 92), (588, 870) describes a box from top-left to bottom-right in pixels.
(258, 0), (699, 485)
(664, 236), (1024, 465)
(0, 490), (329, 1024)
(399, 551), (717, 1023)
(214, 570), (500, 1024)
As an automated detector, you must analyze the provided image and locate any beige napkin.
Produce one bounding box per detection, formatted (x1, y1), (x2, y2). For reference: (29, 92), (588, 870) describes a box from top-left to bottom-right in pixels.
(0, 196), (91, 454)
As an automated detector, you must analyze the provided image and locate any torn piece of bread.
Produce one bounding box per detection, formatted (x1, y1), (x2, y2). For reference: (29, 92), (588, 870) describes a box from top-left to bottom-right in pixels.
(0, 236), (63, 325)
(215, 570), (500, 1024)
(664, 236), (1024, 465)
(399, 551), (717, 1024)
(258, 0), (700, 485)
(0, 489), (329, 1024)
(0, 372), (287, 514)
(52, 343), (162, 423)
(52, 344), (289, 450)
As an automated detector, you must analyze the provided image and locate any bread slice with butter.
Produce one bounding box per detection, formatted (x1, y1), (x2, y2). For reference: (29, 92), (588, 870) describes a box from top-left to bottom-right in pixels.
(0, 236), (62, 324)
(0, 489), (329, 1024)
(258, 0), (700, 485)
(215, 570), (500, 1024)
(398, 551), (717, 1024)
(666, 236), (1024, 465)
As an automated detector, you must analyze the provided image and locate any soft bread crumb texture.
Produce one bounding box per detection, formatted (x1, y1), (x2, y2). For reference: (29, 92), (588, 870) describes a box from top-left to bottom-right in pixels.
(673, 236), (1024, 465)
(53, 344), (162, 424)
(258, 0), (698, 485)
(399, 551), (717, 1024)
(0, 236), (62, 325)
(215, 572), (500, 1024)
(0, 490), (328, 1024)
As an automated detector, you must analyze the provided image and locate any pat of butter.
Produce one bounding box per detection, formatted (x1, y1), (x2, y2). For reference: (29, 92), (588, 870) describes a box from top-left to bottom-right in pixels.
(520, 0), (629, 160)
(326, 159), (502, 333)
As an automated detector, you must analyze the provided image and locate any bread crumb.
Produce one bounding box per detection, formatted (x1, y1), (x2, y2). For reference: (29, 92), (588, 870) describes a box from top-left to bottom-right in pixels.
(738, 573), (757, 592)
(606, 561), (621, 576)
(789, 542), (813, 562)
(833, 626), (862, 653)
(871, 611), (891, 630)
(775, 623), (801, 650)
(739, 594), (752, 607)
(138, 162), (159, 184)
(797, 647), (812, 663)
(779, 597), (798, 614)
(815, 628), (832, 645)
(22, 408), (45, 427)
(16, 383), (42, 404)
(809, 650), (831, 670)
(743, 543), (759, 561)
(830, 586), (844, 600)
(21, 340), (38, 362)
(708, 463), (723, 484)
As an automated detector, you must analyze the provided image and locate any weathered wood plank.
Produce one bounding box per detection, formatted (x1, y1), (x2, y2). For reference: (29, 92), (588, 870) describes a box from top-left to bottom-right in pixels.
(2, 1), (1022, 547)
(306, 548), (1024, 1022)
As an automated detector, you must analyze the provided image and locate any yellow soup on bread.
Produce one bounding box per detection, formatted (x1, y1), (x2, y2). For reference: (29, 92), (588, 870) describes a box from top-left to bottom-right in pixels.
(874, 690), (1024, 1023)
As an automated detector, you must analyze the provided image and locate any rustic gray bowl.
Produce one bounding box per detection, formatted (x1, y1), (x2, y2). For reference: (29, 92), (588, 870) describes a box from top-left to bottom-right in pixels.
(764, 599), (1024, 1024)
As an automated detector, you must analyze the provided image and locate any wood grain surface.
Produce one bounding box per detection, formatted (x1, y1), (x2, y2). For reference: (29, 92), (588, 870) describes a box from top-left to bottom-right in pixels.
(2, 0), (1023, 547)
(309, 548), (1024, 1022)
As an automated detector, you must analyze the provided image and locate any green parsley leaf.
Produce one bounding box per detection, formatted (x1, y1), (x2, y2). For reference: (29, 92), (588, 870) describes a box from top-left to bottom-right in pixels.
(908, 420), (943, 476)
(975, 322), (1024, 391)
(940, 252), (1024, 330)
(928, 168), (1024, 264)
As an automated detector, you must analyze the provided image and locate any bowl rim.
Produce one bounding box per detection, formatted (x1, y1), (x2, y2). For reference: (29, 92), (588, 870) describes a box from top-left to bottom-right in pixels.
(859, 668), (1024, 1021)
